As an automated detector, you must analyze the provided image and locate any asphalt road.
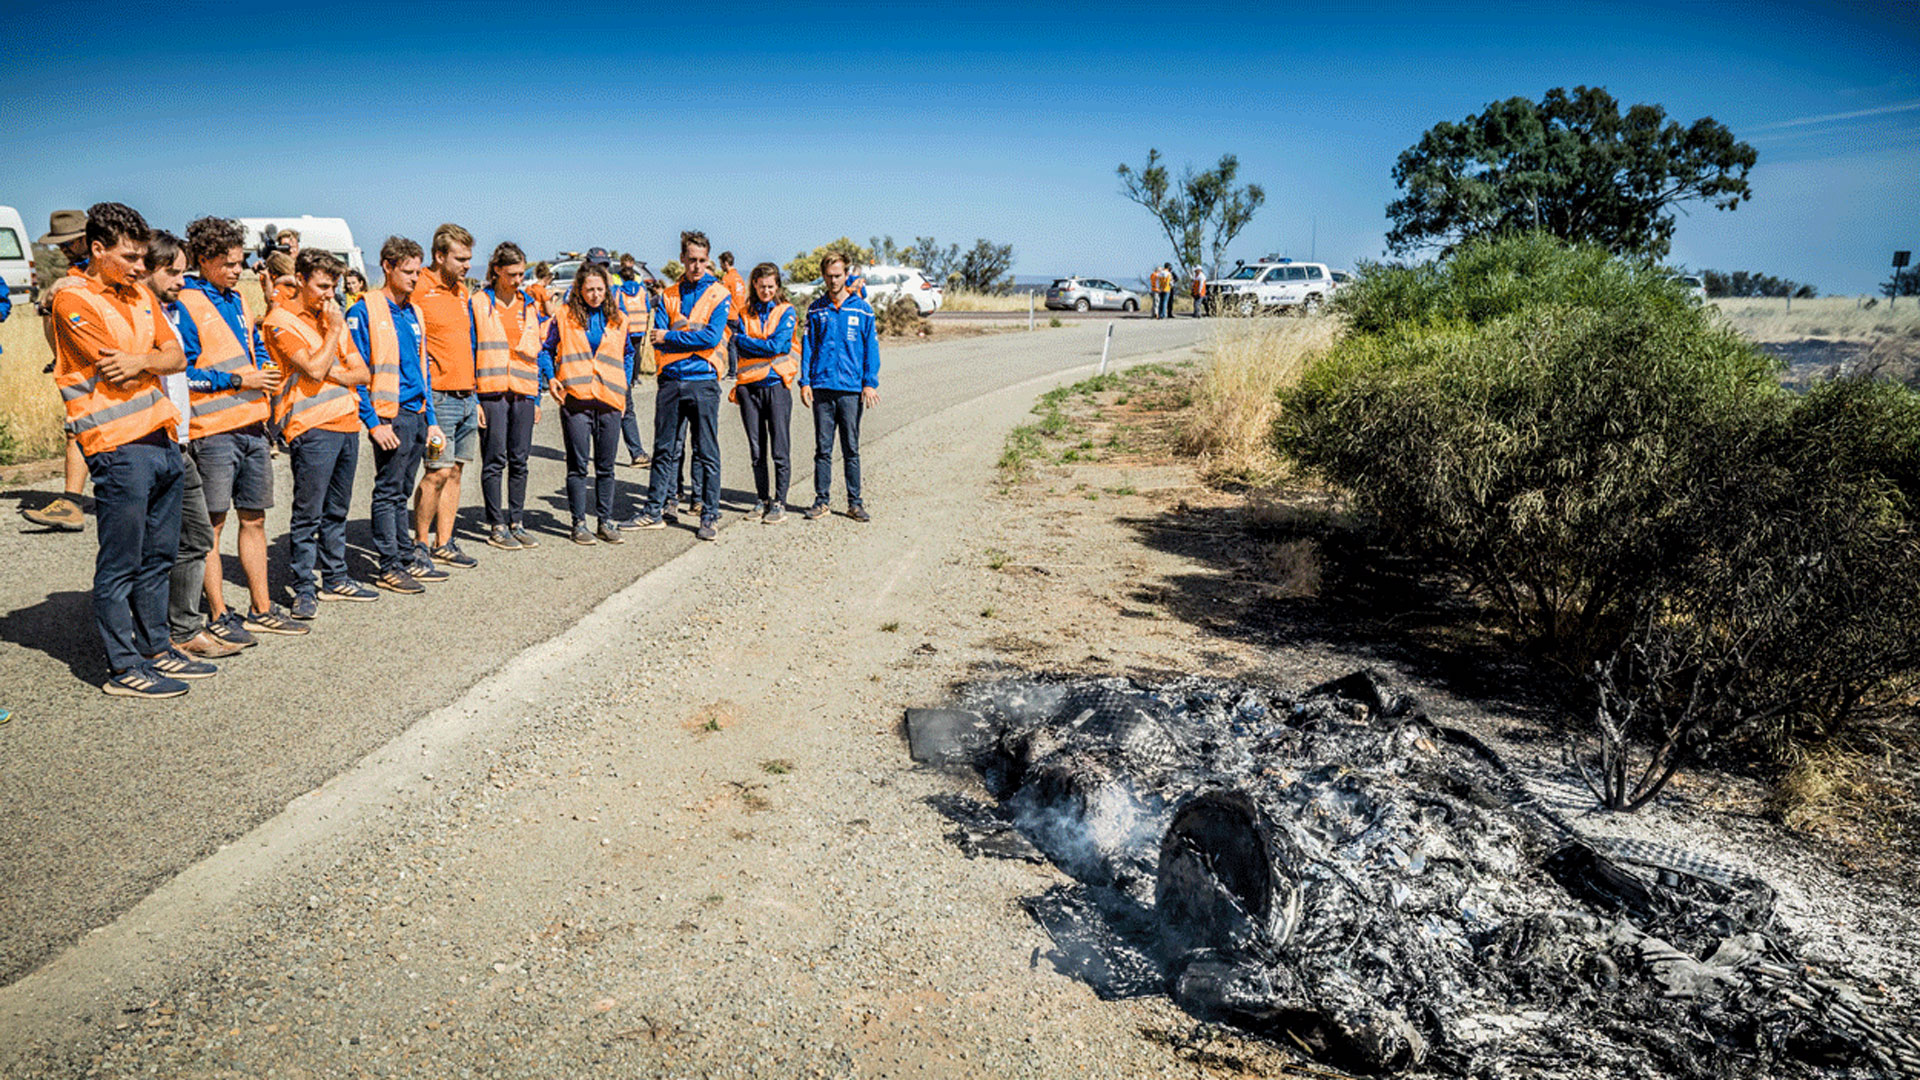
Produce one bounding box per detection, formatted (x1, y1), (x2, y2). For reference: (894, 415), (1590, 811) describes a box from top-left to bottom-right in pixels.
(0, 316), (1207, 989)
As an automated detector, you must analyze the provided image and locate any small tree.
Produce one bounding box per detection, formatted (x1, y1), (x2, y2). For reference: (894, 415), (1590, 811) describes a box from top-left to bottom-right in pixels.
(1117, 149), (1265, 275)
(783, 237), (873, 285)
(954, 239), (1016, 293)
(1386, 86), (1756, 259)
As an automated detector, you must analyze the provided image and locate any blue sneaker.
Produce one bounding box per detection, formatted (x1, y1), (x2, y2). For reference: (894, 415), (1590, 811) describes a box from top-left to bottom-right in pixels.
(319, 581), (379, 602)
(206, 610), (258, 648)
(151, 646), (218, 680)
(409, 553), (450, 583)
(289, 593), (319, 620)
(627, 513), (666, 531)
(432, 542), (478, 569)
(696, 518), (718, 542)
(103, 663), (190, 699)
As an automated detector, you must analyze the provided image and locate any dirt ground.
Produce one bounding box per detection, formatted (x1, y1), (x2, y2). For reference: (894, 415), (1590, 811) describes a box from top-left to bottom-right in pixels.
(3, 341), (1914, 1078)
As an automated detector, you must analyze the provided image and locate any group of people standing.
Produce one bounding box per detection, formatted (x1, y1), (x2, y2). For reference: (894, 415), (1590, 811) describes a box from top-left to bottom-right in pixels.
(1145, 263), (1209, 319)
(38, 203), (881, 699)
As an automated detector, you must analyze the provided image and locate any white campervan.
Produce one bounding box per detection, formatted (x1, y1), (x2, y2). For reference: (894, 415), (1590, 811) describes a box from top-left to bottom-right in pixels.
(0, 206), (32, 295)
(233, 216), (365, 279)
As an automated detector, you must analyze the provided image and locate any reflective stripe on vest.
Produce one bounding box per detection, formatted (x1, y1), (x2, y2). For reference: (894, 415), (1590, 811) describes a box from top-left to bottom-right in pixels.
(551, 308), (628, 410)
(358, 295), (402, 418)
(57, 285), (180, 455)
(734, 302), (800, 388)
(470, 290), (541, 396)
(261, 307), (358, 441)
(176, 289), (269, 439)
(656, 282), (728, 376)
(617, 289), (649, 331)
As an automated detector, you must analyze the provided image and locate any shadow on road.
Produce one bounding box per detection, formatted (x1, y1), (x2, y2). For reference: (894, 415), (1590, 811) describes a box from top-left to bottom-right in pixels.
(0, 589), (107, 684)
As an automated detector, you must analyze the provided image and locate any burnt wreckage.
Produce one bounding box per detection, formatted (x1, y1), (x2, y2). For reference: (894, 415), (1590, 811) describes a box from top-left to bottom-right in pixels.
(908, 671), (1920, 1078)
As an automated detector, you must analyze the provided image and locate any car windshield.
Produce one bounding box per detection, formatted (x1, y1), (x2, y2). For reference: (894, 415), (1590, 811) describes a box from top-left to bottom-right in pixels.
(1051, 280), (1073, 289)
(1226, 266), (1262, 280)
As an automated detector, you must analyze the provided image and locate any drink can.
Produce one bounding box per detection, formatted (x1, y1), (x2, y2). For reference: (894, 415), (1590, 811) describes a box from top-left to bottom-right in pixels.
(426, 431), (446, 463)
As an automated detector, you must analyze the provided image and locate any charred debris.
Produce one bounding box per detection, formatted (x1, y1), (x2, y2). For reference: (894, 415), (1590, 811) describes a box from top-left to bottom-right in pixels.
(907, 670), (1919, 1078)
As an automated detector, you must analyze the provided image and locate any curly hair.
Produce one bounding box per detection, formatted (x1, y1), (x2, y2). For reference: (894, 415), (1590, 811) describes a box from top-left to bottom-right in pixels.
(185, 216), (247, 267)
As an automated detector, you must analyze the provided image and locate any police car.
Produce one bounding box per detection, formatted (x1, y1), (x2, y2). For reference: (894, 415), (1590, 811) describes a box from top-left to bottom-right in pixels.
(1208, 258), (1337, 316)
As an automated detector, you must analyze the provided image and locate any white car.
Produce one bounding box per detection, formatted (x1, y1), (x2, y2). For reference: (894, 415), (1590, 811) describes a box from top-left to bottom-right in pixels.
(1045, 277), (1141, 312)
(1209, 260), (1336, 315)
(789, 265), (944, 314)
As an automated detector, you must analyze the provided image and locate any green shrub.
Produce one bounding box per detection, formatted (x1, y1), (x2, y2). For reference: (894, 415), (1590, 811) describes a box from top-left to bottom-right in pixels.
(1283, 233), (1920, 775)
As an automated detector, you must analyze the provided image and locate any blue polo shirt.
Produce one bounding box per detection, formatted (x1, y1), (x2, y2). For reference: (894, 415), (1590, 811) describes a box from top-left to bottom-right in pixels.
(651, 274), (729, 382)
(348, 294), (435, 429)
(736, 299), (797, 384)
(178, 275), (271, 392)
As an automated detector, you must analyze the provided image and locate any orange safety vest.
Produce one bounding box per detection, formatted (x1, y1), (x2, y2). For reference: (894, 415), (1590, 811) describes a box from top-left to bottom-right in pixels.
(549, 306), (628, 410)
(176, 289), (270, 440)
(616, 286), (649, 329)
(655, 280), (729, 376)
(722, 269), (748, 319)
(470, 289), (542, 397)
(262, 307), (360, 441)
(356, 294), (404, 419)
(55, 284), (181, 455)
(730, 302), (800, 401)
(1190, 271), (1206, 298)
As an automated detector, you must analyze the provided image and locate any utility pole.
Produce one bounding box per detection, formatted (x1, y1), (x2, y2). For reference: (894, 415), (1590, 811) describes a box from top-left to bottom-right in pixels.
(1895, 251), (1911, 310)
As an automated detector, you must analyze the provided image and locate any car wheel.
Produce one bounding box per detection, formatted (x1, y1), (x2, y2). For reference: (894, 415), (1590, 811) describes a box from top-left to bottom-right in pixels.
(1302, 294), (1323, 316)
(1123, 299), (1138, 312)
(1074, 298), (1090, 312)
(1238, 295), (1259, 317)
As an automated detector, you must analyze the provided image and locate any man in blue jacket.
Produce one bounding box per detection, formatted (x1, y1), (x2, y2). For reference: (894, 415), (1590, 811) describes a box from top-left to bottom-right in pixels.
(630, 230), (730, 541)
(801, 252), (880, 522)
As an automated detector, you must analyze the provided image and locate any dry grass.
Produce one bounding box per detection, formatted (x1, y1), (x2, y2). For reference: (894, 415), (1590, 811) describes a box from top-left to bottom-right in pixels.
(1, 311), (64, 464)
(1178, 316), (1337, 487)
(1712, 296), (1920, 343)
(938, 289), (1038, 312)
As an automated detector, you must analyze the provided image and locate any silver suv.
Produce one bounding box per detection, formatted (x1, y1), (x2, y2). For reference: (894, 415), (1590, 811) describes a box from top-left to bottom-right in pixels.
(1209, 260), (1336, 315)
(1045, 277), (1140, 312)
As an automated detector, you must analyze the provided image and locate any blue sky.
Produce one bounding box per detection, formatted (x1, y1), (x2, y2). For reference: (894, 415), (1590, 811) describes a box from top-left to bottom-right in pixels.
(4, 0), (1915, 293)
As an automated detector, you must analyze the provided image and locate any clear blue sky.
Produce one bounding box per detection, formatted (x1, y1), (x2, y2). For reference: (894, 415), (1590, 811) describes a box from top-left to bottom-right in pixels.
(4, 0), (1915, 293)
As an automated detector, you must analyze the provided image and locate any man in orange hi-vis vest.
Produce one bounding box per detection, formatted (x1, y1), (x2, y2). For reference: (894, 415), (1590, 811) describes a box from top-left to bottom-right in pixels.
(628, 230), (731, 541)
(1190, 264), (1208, 318)
(50, 203), (195, 698)
(262, 248), (374, 621)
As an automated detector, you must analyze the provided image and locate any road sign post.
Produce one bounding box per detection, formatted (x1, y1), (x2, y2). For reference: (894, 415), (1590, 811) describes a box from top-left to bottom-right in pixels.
(1098, 323), (1113, 376)
(1895, 251), (1911, 310)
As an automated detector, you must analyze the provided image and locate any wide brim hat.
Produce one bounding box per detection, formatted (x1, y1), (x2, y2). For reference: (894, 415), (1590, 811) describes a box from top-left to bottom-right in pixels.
(38, 209), (86, 245)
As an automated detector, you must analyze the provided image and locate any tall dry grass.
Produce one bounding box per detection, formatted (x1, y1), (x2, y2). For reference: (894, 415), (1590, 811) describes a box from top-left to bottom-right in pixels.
(938, 289), (1038, 312)
(1179, 315), (1337, 486)
(1712, 296), (1920, 343)
(1, 310), (64, 464)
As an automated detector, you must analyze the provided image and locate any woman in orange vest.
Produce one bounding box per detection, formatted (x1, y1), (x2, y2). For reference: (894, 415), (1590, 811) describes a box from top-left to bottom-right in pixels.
(732, 262), (801, 522)
(472, 242), (545, 550)
(537, 262), (632, 545)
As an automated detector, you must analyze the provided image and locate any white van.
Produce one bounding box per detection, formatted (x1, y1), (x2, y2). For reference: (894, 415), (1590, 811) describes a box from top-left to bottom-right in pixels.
(232, 216), (365, 279)
(0, 206), (32, 295)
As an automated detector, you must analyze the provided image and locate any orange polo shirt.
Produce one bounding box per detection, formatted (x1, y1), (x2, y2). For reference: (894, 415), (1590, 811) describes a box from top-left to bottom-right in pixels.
(260, 300), (360, 433)
(411, 274), (477, 391)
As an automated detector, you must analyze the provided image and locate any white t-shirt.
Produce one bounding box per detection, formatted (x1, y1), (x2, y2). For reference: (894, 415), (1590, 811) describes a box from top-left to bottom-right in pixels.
(161, 304), (191, 444)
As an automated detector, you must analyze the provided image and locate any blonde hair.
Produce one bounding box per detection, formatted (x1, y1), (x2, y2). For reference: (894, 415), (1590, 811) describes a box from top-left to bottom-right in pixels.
(431, 222), (474, 257)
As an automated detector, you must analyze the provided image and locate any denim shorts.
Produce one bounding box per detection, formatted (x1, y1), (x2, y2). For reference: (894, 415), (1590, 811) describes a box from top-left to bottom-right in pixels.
(428, 390), (479, 468)
(190, 427), (273, 512)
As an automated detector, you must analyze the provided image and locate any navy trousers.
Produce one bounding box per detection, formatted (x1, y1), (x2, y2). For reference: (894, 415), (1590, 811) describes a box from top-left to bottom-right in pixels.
(480, 392), (537, 527)
(811, 388), (864, 508)
(86, 434), (183, 672)
(289, 427), (359, 596)
(561, 401), (621, 527)
(646, 378), (720, 521)
(369, 409), (425, 574)
(736, 380), (792, 505)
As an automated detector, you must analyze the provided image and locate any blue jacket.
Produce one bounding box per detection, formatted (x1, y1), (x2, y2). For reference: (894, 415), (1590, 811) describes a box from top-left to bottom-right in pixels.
(0, 289), (9, 354)
(348, 294), (436, 430)
(178, 275), (272, 392)
(651, 274), (729, 382)
(736, 299), (796, 362)
(803, 294), (879, 392)
(536, 310), (634, 395)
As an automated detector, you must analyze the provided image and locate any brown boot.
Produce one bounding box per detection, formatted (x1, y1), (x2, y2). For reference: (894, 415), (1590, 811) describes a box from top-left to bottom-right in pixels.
(21, 495), (86, 532)
(177, 629), (243, 659)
